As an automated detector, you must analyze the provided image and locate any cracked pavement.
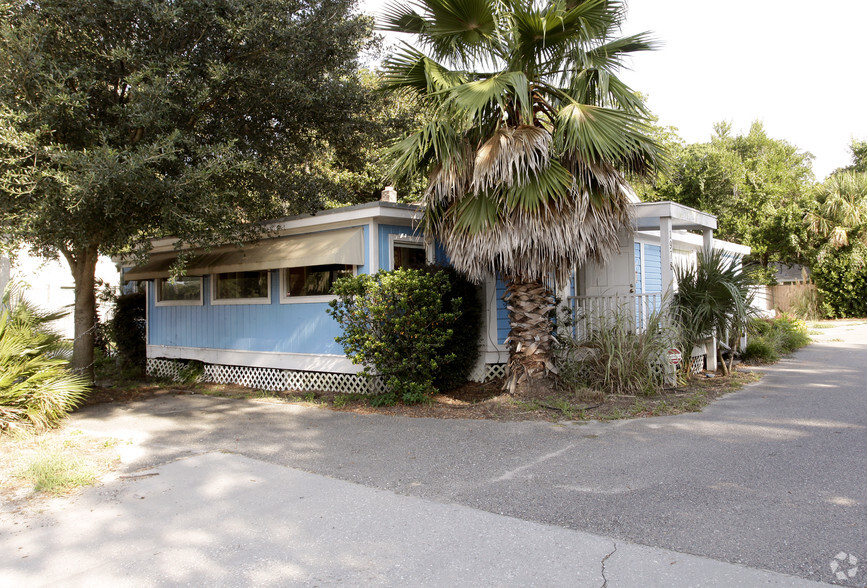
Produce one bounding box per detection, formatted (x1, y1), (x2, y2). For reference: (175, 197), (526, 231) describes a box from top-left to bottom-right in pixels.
(2, 322), (865, 586)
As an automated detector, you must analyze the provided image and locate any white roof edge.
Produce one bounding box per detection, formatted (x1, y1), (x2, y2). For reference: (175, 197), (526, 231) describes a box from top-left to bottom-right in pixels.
(144, 202), (420, 255)
(633, 201), (718, 231)
(636, 230), (751, 255)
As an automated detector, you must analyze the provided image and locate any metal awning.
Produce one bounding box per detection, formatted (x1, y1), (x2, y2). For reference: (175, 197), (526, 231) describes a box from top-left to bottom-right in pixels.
(125, 227), (365, 280)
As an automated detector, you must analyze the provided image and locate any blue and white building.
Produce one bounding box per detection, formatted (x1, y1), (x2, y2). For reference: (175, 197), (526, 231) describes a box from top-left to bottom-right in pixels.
(125, 191), (748, 391)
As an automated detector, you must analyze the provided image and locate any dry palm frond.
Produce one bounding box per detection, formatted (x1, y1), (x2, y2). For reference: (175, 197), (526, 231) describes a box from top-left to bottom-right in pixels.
(829, 226), (849, 249)
(471, 125), (551, 193)
(441, 185), (633, 283)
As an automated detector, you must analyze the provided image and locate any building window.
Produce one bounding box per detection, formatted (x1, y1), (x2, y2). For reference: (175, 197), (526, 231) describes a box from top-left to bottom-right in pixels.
(155, 276), (202, 306)
(212, 270), (270, 303)
(283, 265), (353, 298)
(393, 243), (426, 270)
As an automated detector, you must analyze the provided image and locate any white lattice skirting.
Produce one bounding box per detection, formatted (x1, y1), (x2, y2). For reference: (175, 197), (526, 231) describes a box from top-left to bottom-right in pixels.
(147, 358), (507, 394)
(147, 358), (389, 394)
(485, 363), (507, 380)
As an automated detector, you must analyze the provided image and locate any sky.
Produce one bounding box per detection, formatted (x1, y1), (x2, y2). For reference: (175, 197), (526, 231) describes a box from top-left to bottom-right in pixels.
(359, 0), (867, 180)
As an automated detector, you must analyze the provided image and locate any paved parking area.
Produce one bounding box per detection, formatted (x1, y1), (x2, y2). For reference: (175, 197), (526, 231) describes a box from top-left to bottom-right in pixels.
(2, 322), (865, 585)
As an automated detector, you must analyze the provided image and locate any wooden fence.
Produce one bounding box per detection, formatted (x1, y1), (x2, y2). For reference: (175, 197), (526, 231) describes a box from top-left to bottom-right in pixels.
(766, 283), (818, 315)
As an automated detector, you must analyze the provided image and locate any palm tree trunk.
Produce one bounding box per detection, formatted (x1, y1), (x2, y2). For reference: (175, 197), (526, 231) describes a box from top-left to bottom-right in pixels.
(504, 277), (558, 395)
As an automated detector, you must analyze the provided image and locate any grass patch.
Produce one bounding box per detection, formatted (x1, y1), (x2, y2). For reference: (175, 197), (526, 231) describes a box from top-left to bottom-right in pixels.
(1, 428), (121, 502)
(20, 448), (97, 494)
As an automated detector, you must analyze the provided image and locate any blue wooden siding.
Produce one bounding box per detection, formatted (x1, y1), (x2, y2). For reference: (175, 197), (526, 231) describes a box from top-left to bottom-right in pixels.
(433, 242), (449, 265)
(148, 224), (371, 355)
(634, 243), (642, 294)
(496, 276), (509, 345)
(644, 244), (662, 293)
(148, 272), (345, 354)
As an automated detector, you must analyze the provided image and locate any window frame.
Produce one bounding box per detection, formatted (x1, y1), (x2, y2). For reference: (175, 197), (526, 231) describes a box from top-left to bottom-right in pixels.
(279, 264), (357, 304)
(210, 270), (272, 306)
(154, 276), (204, 307)
(388, 233), (431, 270)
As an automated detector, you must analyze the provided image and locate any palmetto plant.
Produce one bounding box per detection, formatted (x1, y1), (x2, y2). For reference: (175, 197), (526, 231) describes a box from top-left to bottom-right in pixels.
(672, 249), (755, 376)
(380, 0), (663, 393)
(1, 287), (88, 433)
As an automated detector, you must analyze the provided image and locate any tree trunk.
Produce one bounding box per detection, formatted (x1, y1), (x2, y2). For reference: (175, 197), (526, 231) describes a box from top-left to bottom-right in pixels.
(503, 277), (558, 395)
(717, 343), (729, 377)
(63, 246), (99, 384)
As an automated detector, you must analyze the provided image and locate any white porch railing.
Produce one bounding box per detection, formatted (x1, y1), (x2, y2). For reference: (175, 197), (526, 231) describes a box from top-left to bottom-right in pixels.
(565, 292), (665, 341)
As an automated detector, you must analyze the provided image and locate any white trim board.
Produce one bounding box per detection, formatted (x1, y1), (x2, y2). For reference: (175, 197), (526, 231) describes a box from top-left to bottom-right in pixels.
(147, 345), (361, 374)
(145, 204), (419, 255)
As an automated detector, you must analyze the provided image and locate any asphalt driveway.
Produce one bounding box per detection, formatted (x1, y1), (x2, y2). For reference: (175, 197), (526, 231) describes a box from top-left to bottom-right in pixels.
(2, 322), (865, 585)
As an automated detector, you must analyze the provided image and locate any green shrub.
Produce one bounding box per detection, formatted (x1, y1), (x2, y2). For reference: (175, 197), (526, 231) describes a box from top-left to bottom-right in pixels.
(774, 315), (811, 352)
(424, 266), (482, 392)
(1, 287), (88, 433)
(743, 315), (810, 364)
(742, 338), (778, 363)
(328, 268), (461, 404)
(178, 360), (204, 384)
(109, 292), (146, 376)
(557, 307), (672, 396)
(812, 245), (867, 318)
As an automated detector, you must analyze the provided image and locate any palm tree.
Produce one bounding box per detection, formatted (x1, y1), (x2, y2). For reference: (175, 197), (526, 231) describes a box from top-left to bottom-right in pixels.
(380, 0), (663, 393)
(807, 172), (867, 256)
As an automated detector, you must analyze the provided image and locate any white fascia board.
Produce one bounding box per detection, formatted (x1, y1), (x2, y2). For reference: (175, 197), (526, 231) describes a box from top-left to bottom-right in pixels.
(146, 345), (361, 373)
(267, 204), (420, 235)
(636, 230), (751, 255)
(146, 203), (422, 255)
(633, 201), (718, 231)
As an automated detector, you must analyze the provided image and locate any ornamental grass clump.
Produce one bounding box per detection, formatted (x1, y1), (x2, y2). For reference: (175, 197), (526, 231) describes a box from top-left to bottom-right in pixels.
(328, 268), (462, 405)
(1, 287), (89, 433)
(557, 305), (672, 397)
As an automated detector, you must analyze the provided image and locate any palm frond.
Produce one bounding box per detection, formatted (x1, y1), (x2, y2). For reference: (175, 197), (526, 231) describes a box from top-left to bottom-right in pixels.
(501, 159), (573, 212)
(382, 0), (502, 67)
(508, 0), (620, 73)
(379, 2), (430, 35)
(553, 102), (661, 184)
(449, 191), (501, 233)
(381, 45), (466, 94)
(446, 71), (532, 122)
(471, 125), (551, 193)
(580, 33), (658, 69)
(1, 285), (87, 433)
(438, 185), (632, 282)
